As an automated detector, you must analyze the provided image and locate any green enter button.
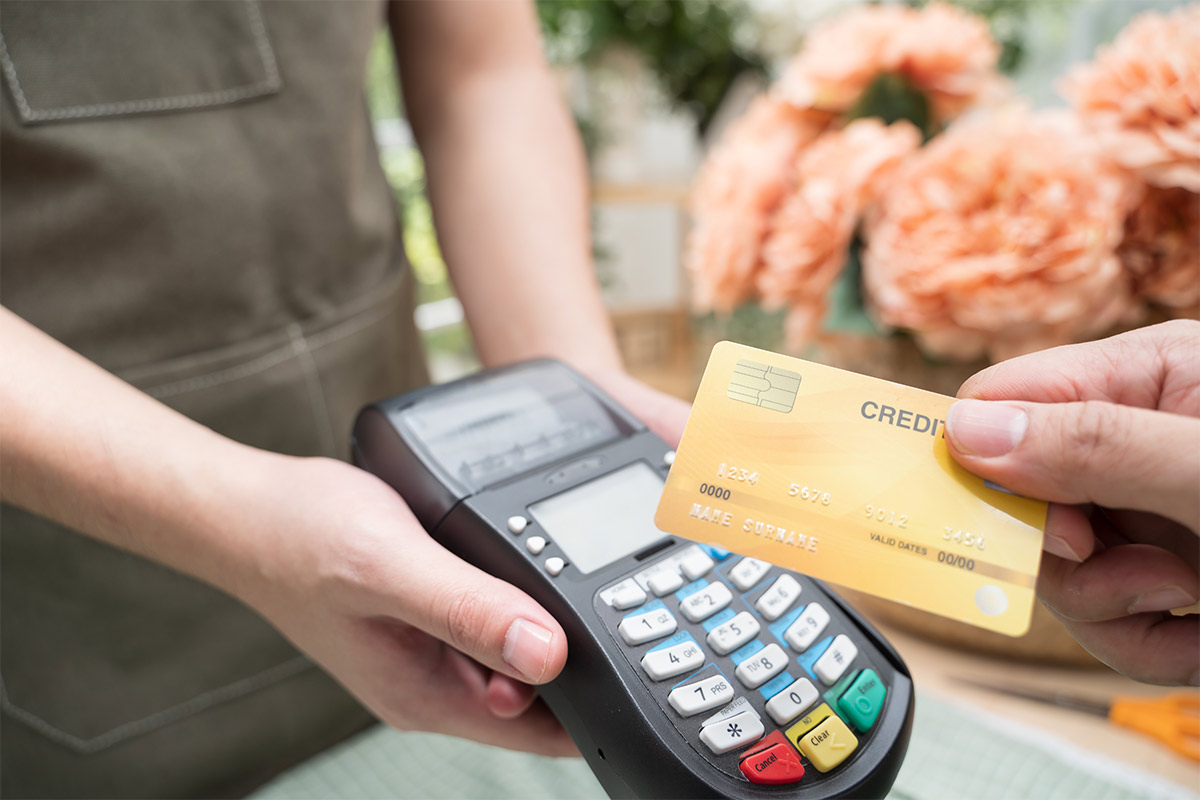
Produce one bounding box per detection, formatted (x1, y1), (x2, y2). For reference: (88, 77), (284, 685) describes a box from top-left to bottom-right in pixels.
(836, 668), (886, 731)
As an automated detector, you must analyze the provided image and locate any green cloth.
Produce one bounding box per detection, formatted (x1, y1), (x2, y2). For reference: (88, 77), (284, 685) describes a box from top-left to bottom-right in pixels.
(251, 691), (1199, 800)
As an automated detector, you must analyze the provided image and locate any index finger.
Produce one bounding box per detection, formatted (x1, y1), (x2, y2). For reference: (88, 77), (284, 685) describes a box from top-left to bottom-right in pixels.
(958, 320), (1200, 415)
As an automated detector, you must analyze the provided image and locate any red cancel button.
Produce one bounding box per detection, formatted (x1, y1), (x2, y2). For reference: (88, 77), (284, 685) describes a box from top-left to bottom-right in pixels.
(739, 730), (805, 785)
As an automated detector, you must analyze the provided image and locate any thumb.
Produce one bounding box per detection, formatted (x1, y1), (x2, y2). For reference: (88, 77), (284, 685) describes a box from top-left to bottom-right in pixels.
(945, 398), (1200, 531)
(405, 538), (569, 685)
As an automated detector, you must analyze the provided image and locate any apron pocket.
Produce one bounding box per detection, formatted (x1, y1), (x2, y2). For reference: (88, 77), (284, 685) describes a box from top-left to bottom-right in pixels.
(0, 0), (281, 124)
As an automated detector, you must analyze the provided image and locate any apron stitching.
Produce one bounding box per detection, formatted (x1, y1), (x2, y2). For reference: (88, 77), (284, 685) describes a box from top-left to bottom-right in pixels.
(306, 300), (397, 351)
(0, 28), (34, 119)
(287, 323), (339, 456)
(145, 300), (396, 400)
(0, 656), (315, 754)
(0, 0), (282, 124)
(246, 0), (281, 90)
(146, 345), (298, 400)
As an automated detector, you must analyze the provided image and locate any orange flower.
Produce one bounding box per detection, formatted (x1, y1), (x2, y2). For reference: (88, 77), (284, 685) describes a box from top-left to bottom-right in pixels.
(1060, 5), (1200, 192)
(778, 2), (1005, 122)
(758, 119), (921, 350)
(862, 109), (1144, 362)
(1120, 185), (1200, 317)
(687, 95), (830, 311)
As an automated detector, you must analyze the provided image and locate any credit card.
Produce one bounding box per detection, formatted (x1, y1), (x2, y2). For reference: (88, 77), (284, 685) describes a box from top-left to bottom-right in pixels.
(655, 342), (1048, 637)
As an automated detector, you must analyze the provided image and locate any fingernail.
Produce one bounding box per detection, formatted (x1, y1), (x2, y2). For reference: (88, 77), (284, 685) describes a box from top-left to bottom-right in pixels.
(946, 400), (1028, 458)
(1043, 533), (1083, 562)
(503, 619), (554, 682)
(1129, 586), (1197, 614)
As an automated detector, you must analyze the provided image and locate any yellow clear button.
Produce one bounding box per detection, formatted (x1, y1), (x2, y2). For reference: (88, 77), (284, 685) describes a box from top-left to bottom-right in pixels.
(792, 713), (858, 773)
(784, 702), (832, 748)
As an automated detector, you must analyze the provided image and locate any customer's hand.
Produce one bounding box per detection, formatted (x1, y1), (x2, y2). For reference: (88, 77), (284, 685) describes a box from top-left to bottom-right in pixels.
(230, 453), (576, 756)
(945, 320), (1200, 685)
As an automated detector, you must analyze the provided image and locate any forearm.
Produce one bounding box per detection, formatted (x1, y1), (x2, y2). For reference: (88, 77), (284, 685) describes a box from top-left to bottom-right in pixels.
(394, 1), (622, 375)
(423, 71), (619, 372)
(0, 308), (273, 599)
(0, 307), (581, 746)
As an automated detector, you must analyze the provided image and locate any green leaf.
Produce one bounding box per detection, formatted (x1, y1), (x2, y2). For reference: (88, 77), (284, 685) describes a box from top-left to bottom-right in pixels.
(823, 240), (881, 336)
(845, 73), (934, 140)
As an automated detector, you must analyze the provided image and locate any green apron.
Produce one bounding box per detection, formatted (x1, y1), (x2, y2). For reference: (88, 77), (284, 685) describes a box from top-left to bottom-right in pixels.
(0, 2), (428, 796)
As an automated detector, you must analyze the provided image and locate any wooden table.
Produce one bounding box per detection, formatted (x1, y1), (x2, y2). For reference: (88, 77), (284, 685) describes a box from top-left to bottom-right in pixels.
(864, 616), (1199, 791)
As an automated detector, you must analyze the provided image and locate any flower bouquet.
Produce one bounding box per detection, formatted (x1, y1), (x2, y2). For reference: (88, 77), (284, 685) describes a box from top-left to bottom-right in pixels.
(688, 3), (1198, 382)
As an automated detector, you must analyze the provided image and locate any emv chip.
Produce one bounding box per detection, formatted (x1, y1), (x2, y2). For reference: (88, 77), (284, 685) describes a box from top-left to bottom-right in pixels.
(727, 359), (801, 413)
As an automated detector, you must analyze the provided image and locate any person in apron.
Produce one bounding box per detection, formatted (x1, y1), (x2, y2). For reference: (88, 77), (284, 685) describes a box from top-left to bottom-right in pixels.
(0, 2), (691, 797)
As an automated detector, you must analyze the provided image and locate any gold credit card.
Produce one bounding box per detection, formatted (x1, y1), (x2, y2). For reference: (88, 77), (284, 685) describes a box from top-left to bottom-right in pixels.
(655, 342), (1047, 636)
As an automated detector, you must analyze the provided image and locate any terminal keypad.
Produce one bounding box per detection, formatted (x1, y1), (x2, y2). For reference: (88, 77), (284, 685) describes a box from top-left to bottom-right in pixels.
(599, 546), (895, 788)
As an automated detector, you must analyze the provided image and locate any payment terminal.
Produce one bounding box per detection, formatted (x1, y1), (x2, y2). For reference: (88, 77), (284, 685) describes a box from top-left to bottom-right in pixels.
(352, 360), (913, 799)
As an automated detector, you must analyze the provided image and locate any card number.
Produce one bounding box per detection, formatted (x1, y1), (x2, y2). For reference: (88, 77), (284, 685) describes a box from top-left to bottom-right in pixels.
(944, 527), (986, 550)
(717, 463), (759, 486)
(865, 505), (907, 528)
(789, 484), (831, 504)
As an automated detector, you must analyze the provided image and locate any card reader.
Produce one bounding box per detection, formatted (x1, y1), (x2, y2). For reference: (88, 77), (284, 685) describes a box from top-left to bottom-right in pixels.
(352, 359), (913, 799)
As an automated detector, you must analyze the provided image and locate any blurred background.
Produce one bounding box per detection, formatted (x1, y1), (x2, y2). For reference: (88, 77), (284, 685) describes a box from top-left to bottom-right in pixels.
(369, 0), (1194, 393)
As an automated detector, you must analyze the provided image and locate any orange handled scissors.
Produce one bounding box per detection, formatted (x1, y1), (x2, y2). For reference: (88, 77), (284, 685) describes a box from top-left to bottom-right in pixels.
(953, 678), (1200, 762)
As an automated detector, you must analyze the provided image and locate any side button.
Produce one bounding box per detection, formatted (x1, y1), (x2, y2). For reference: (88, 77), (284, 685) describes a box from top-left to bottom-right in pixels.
(739, 730), (805, 786)
(607, 579), (647, 610)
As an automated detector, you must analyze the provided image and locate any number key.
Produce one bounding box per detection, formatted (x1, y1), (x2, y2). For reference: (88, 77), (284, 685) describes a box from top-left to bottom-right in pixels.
(784, 602), (831, 651)
(641, 639), (704, 681)
(679, 582), (733, 623)
(618, 608), (677, 645)
(667, 674), (734, 716)
(729, 557), (771, 590)
(734, 643), (788, 689)
(755, 574), (801, 621)
(765, 677), (819, 724)
(706, 611), (760, 655)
